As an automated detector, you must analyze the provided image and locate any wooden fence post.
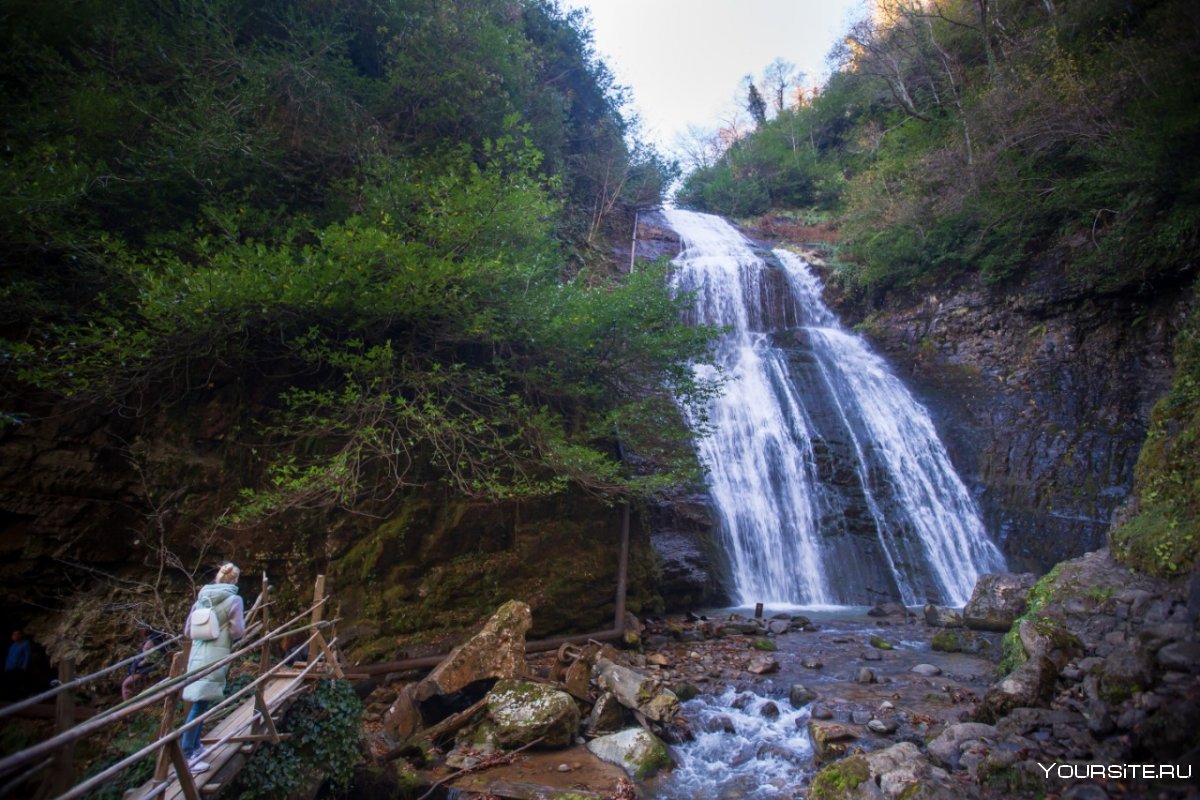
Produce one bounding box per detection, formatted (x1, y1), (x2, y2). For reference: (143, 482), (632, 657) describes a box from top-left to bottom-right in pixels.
(36, 658), (76, 798)
(153, 646), (189, 782)
(307, 575), (325, 666)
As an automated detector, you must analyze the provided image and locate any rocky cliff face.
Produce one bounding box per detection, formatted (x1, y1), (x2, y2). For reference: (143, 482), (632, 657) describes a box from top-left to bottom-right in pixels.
(0, 387), (660, 669)
(825, 266), (1190, 573)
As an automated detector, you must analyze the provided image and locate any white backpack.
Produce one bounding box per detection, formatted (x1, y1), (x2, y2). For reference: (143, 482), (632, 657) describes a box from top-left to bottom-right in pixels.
(187, 597), (221, 641)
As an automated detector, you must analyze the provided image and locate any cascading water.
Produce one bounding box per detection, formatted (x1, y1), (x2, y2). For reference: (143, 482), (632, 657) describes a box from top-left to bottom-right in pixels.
(665, 209), (1004, 607)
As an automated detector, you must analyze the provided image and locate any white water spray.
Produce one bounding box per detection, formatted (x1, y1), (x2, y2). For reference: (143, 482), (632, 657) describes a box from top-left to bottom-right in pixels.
(666, 209), (1004, 606)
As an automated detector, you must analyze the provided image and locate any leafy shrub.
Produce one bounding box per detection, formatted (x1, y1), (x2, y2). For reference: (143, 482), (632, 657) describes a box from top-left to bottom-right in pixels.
(1112, 288), (1200, 576)
(231, 679), (363, 799)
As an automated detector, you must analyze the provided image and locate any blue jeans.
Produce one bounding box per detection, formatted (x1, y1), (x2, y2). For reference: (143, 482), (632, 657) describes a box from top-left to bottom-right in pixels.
(181, 700), (212, 758)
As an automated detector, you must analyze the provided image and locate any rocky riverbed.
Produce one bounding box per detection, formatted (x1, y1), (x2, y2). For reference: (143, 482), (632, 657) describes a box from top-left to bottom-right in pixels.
(355, 549), (1198, 799)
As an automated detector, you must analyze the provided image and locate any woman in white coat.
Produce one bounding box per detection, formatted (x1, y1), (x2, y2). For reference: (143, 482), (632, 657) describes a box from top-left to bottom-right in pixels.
(180, 563), (245, 773)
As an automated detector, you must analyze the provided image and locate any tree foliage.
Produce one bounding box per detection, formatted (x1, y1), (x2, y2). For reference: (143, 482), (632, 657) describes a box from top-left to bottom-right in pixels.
(677, 0), (1200, 296)
(0, 0), (710, 516)
(674, 0), (1200, 578)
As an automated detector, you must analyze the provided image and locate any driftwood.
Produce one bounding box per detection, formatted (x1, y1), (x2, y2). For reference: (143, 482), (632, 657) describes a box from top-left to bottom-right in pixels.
(415, 736), (544, 800)
(381, 696), (490, 764)
(410, 697), (488, 745)
(450, 781), (608, 799)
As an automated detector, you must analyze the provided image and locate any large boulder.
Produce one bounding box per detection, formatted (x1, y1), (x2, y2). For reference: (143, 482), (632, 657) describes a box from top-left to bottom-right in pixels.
(808, 742), (959, 800)
(963, 573), (1037, 631)
(974, 655), (1058, 723)
(585, 692), (628, 736)
(586, 728), (674, 780)
(417, 600), (531, 700)
(593, 657), (680, 722)
(485, 679), (580, 748)
(383, 683), (422, 739)
(926, 722), (999, 770)
(384, 600), (531, 736)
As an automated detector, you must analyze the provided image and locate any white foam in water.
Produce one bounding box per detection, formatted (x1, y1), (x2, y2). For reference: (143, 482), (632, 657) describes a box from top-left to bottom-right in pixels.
(656, 687), (813, 799)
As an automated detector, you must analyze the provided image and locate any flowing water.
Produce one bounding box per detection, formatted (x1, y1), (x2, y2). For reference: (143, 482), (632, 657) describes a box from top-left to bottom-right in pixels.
(664, 209), (1004, 608)
(654, 686), (813, 800)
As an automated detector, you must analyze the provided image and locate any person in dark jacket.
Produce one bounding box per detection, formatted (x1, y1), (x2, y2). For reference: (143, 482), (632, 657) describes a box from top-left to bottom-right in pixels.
(121, 634), (163, 701)
(3, 630), (32, 699)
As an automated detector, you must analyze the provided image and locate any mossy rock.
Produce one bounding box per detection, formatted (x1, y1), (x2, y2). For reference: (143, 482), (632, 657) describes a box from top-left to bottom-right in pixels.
(809, 754), (870, 800)
(752, 637), (778, 651)
(930, 631), (962, 652)
(869, 636), (894, 650)
(586, 728), (674, 780)
(486, 679), (581, 748)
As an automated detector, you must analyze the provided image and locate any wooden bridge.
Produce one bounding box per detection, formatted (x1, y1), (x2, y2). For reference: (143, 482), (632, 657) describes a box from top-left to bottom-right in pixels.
(0, 575), (345, 800)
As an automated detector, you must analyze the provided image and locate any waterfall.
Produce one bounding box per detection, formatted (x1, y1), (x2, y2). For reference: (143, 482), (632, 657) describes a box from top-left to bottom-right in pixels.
(665, 209), (1004, 607)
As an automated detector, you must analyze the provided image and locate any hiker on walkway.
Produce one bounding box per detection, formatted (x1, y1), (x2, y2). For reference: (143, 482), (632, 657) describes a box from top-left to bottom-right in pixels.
(121, 633), (163, 702)
(180, 563), (245, 774)
(3, 630), (32, 699)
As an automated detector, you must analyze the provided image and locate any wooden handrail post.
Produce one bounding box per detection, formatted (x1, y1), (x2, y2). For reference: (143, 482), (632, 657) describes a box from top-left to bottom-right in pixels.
(153, 648), (188, 781)
(258, 572), (271, 678)
(36, 659), (76, 798)
(166, 738), (200, 800)
(307, 575), (325, 666)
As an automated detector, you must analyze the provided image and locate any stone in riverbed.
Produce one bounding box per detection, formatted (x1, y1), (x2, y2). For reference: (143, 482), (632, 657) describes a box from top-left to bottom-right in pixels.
(931, 630), (963, 652)
(924, 604), (963, 628)
(789, 683), (816, 708)
(593, 658), (680, 722)
(912, 663), (942, 677)
(927, 722), (998, 770)
(584, 692), (627, 737)
(963, 572), (1037, 631)
(586, 728), (674, 780)
(748, 654), (780, 674)
(868, 717), (898, 734)
(808, 720), (859, 763)
(704, 714), (736, 734)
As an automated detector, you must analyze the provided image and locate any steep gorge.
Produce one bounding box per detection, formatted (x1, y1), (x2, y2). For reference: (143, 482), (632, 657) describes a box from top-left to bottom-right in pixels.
(637, 212), (1190, 592)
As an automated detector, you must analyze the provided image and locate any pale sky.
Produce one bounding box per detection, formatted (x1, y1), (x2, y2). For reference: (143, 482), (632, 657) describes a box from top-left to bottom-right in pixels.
(558, 0), (868, 154)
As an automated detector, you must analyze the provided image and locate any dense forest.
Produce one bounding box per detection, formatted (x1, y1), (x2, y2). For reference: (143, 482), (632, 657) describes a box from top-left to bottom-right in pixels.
(677, 0), (1200, 578)
(0, 0), (718, 519)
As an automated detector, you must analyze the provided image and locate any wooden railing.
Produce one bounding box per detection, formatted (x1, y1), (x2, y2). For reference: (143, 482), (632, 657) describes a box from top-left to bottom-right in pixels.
(0, 574), (342, 800)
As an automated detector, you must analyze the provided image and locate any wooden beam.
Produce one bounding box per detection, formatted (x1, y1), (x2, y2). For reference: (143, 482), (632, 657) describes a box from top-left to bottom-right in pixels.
(153, 651), (187, 782)
(43, 659), (76, 798)
(166, 739), (201, 800)
(199, 733), (293, 745)
(307, 575), (325, 666)
(252, 687), (281, 744)
(312, 632), (345, 679)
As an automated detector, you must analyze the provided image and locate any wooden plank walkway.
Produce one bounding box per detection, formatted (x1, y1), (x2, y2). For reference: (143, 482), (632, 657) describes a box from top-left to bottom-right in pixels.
(126, 673), (306, 800)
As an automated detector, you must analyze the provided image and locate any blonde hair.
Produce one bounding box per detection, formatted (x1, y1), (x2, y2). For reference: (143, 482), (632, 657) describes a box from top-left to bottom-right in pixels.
(215, 563), (241, 584)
